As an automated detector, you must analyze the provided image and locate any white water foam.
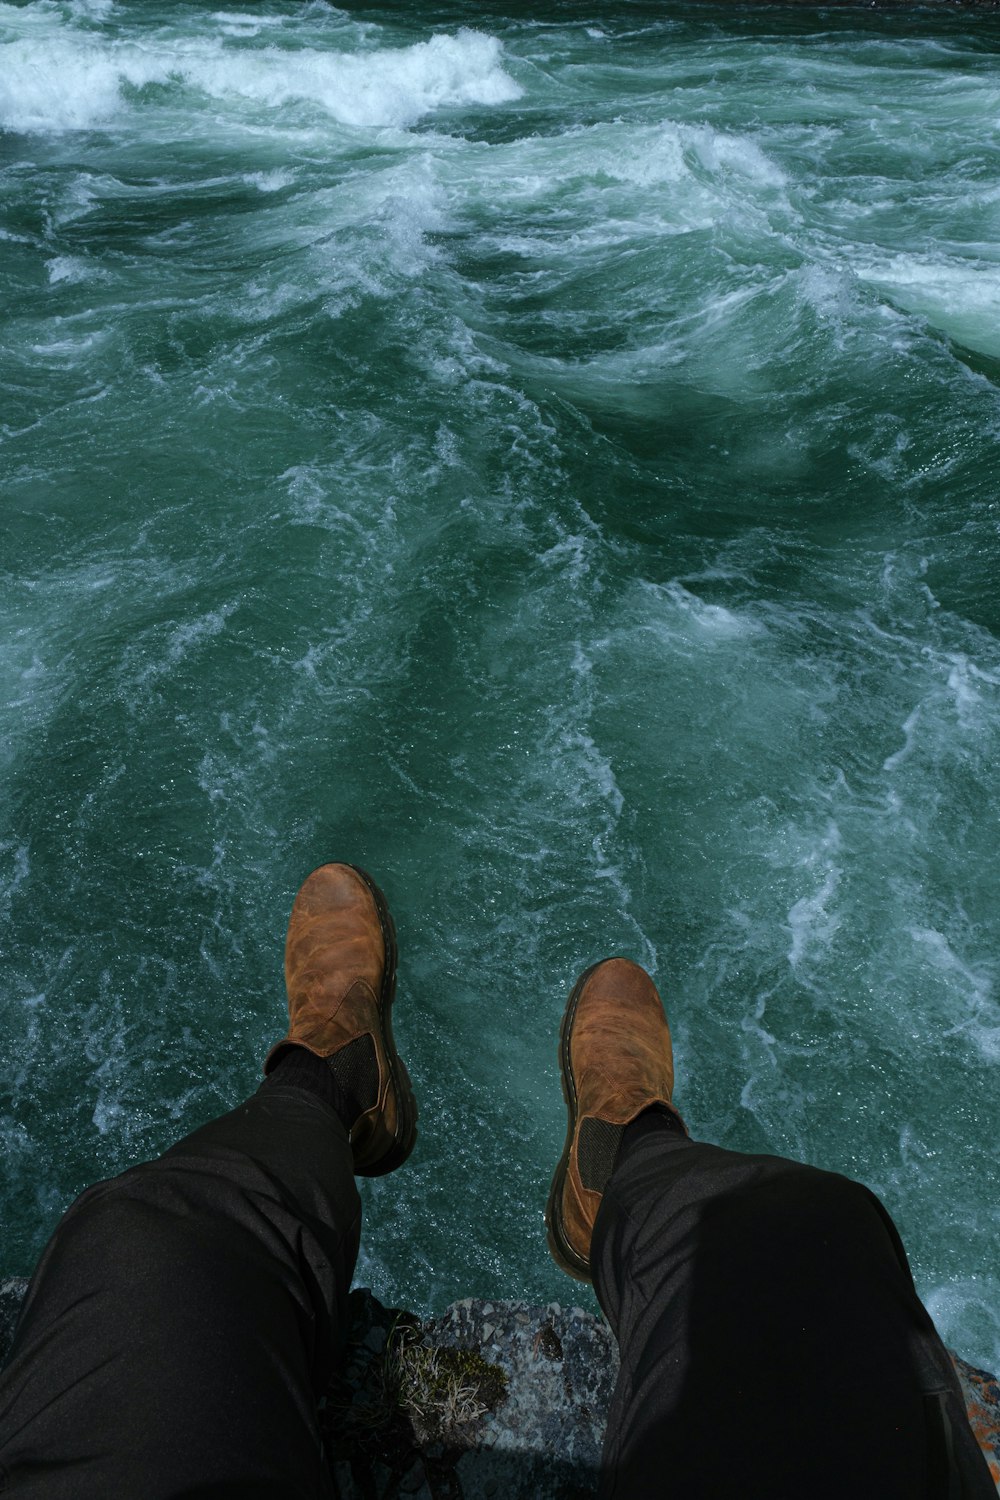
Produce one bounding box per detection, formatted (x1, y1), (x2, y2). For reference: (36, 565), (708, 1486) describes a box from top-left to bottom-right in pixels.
(0, 842), (30, 921)
(45, 254), (107, 284)
(907, 927), (998, 1062)
(882, 637), (1000, 775)
(209, 11), (289, 39)
(67, 0), (115, 17)
(469, 117), (788, 245)
(0, 15), (521, 133)
(786, 858), (842, 976)
(129, 602), (241, 687)
(242, 168), (295, 194)
(658, 580), (762, 643)
(855, 254), (1000, 360)
(181, 29), (521, 129)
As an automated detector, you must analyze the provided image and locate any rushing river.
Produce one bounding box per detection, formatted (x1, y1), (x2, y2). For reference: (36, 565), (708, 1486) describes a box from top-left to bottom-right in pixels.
(2, 0), (999, 1372)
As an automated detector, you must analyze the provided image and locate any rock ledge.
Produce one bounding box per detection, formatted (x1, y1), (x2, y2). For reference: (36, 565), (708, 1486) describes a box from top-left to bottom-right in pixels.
(1, 1279), (998, 1496)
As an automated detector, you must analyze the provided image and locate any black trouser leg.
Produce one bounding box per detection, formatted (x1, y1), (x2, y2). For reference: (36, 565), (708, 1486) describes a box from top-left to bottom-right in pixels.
(592, 1127), (994, 1499)
(0, 1082), (360, 1499)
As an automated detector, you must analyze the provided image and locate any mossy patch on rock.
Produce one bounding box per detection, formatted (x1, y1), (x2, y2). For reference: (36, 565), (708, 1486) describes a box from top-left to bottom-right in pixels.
(322, 1296), (514, 1496)
(386, 1331), (509, 1447)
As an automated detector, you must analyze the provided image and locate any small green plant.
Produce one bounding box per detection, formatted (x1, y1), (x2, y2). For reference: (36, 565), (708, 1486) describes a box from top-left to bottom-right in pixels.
(323, 1313), (510, 1484)
(384, 1327), (508, 1446)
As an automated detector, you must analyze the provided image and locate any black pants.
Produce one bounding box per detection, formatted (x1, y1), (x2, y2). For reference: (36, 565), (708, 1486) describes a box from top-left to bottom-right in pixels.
(0, 1084), (356, 1498)
(0, 1086), (992, 1498)
(592, 1124), (994, 1499)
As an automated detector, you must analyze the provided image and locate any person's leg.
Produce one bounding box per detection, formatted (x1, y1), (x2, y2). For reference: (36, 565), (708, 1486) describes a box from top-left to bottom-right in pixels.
(592, 1125), (965, 1499)
(0, 1065), (359, 1500)
(0, 863), (418, 1499)
(545, 958), (996, 1500)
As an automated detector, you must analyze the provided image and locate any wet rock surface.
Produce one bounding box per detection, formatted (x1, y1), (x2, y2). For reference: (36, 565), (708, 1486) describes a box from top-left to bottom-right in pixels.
(324, 1289), (616, 1499)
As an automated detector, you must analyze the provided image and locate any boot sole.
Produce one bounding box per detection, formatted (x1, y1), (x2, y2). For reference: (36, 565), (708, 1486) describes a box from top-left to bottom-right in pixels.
(348, 864), (418, 1177)
(545, 961), (602, 1283)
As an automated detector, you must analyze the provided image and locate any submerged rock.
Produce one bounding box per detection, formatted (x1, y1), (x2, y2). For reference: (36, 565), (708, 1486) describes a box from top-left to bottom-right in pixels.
(1, 1280), (997, 1495)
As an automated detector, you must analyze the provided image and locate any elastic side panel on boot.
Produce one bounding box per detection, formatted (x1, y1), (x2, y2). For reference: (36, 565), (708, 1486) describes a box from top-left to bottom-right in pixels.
(326, 1034), (380, 1113)
(577, 1116), (625, 1194)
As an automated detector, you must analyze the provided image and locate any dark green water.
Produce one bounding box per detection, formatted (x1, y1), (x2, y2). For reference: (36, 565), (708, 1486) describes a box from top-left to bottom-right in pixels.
(2, 0), (999, 1370)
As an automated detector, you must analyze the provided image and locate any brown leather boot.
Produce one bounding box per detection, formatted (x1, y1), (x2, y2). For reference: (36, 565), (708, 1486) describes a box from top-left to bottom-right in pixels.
(545, 957), (684, 1281)
(264, 863), (417, 1176)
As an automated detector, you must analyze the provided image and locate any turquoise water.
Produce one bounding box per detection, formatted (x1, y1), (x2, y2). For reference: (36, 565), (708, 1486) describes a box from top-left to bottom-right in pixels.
(2, 0), (999, 1372)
